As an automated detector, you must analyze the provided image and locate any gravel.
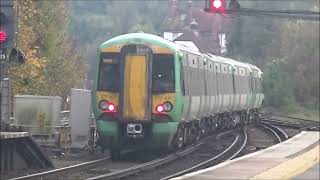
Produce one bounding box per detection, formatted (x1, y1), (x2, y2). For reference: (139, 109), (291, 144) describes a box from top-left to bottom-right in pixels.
(121, 124), (302, 180)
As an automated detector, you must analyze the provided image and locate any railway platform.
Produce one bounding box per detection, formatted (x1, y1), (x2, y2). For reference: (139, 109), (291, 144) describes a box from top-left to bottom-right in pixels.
(173, 131), (320, 180)
(0, 132), (29, 139)
(0, 131), (53, 173)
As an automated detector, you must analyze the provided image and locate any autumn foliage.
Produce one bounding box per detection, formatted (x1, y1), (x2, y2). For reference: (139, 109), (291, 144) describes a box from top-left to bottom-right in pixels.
(10, 0), (87, 107)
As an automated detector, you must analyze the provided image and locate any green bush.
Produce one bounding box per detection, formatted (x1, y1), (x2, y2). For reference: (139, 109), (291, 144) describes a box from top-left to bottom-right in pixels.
(263, 59), (296, 110)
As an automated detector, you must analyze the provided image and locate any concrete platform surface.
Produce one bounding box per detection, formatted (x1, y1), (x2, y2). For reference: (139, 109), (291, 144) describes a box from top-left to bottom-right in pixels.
(294, 163), (319, 180)
(173, 131), (320, 180)
(0, 132), (29, 139)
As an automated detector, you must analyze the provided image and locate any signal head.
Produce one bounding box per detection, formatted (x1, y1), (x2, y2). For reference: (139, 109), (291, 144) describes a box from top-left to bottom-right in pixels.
(209, 0), (225, 13)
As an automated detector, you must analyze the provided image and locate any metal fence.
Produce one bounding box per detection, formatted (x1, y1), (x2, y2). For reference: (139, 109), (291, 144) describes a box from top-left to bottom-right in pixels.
(60, 110), (71, 127)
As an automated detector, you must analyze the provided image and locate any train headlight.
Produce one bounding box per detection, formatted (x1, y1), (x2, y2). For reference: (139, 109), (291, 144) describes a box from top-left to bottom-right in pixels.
(156, 105), (164, 113)
(156, 102), (173, 113)
(99, 100), (108, 111)
(108, 103), (115, 112)
(163, 101), (173, 112)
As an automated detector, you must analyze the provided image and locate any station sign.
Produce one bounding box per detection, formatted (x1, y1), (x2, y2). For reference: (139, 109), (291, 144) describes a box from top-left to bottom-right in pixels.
(0, 48), (7, 61)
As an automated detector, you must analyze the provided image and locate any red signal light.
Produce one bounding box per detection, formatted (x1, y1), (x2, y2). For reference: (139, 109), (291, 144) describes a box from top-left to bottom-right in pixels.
(0, 30), (7, 43)
(213, 0), (222, 8)
(210, 0), (225, 13)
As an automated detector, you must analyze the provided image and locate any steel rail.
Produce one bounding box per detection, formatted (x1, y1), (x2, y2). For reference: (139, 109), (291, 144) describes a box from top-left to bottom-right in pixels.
(260, 118), (305, 129)
(161, 127), (248, 180)
(9, 157), (110, 180)
(260, 118), (300, 126)
(260, 113), (318, 123)
(259, 122), (288, 143)
(260, 116), (320, 131)
(259, 123), (282, 143)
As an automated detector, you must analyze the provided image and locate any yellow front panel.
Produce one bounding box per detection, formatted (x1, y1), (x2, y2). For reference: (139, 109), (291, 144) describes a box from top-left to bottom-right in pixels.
(123, 55), (147, 120)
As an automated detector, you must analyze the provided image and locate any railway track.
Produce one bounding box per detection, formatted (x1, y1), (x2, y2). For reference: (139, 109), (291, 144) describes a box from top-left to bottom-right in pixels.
(86, 142), (203, 180)
(259, 122), (289, 143)
(87, 128), (248, 180)
(9, 157), (111, 180)
(11, 141), (203, 180)
(260, 113), (319, 131)
(161, 127), (248, 180)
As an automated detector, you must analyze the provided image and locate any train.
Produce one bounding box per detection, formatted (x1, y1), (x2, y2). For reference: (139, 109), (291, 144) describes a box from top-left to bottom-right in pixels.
(92, 32), (264, 159)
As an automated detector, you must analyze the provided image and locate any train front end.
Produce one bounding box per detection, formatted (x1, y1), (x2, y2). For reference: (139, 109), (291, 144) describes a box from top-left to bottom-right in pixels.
(92, 33), (183, 155)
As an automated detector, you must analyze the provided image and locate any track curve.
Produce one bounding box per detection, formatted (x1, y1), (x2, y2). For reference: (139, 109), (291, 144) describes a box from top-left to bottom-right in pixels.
(259, 122), (288, 143)
(161, 127), (248, 180)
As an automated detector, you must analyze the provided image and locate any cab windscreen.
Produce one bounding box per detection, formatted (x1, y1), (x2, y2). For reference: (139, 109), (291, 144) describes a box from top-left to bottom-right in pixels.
(98, 52), (120, 91)
(152, 54), (175, 93)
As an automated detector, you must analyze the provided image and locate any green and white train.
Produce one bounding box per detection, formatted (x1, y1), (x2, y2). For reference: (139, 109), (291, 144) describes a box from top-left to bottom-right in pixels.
(92, 33), (263, 159)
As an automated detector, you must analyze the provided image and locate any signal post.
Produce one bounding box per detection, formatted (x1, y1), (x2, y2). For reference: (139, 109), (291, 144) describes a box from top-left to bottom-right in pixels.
(0, 0), (25, 124)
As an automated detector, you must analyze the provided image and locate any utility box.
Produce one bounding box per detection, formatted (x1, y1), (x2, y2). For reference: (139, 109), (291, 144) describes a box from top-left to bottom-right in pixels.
(13, 95), (61, 136)
(70, 89), (92, 148)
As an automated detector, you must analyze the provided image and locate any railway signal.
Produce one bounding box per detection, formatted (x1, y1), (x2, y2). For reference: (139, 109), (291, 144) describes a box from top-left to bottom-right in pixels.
(1, 0), (25, 124)
(0, 0), (25, 64)
(0, 0), (15, 50)
(209, 0), (225, 13)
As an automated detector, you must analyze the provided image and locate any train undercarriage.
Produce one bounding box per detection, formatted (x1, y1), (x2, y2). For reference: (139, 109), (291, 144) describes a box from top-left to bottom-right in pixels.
(171, 108), (260, 150)
(95, 108), (260, 159)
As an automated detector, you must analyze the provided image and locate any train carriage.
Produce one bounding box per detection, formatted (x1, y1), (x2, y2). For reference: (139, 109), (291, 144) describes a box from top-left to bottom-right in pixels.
(92, 33), (264, 159)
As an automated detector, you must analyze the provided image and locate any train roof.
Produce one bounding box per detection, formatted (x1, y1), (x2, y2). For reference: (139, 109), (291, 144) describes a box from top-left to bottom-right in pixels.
(100, 33), (179, 52)
(206, 53), (230, 64)
(100, 33), (202, 56)
(246, 63), (263, 77)
(173, 41), (202, 56)
(206, 53), (261, 73)
(100, 33), (262, 76)
(224, 57), (252, 69)
(206, 53), (249, 69)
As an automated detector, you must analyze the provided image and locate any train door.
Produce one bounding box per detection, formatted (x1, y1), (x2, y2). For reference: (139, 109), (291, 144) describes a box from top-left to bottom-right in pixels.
(208, 61), (214, 115)
(231, 66), (237, 111)
(251, 71), (257, 108)
(211, 62), (217, 115)
(247, 70), (253, 109)
(198, 57), (205, 118)
(182, 53), (191, 121)
(228, 65), (234, 111)
(215, 63), (222, 113)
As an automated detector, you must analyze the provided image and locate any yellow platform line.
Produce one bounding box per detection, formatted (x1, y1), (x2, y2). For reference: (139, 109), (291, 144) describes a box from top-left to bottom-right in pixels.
(251, 145), (320, 180)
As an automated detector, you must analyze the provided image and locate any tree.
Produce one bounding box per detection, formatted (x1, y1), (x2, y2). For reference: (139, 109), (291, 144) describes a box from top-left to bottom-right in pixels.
(10, 0), (88, 109)
(68, 1), (169, 79)
(277, 20), (319, 108)
(10, 0), (47, 95)
(227, 1), (319, 111)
